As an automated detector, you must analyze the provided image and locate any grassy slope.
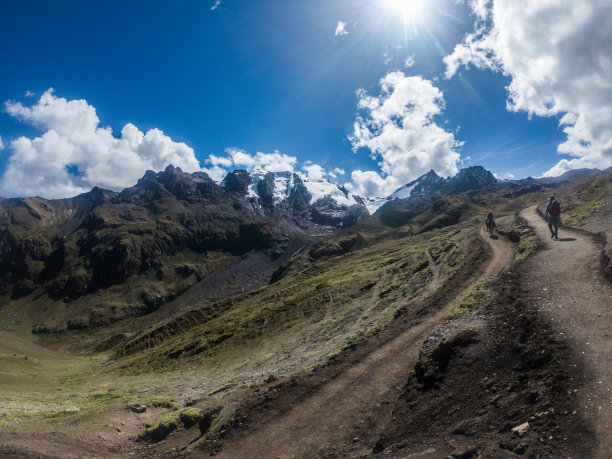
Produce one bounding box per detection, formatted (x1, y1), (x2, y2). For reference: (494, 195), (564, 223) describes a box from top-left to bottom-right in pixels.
(0, 182), (553, 437)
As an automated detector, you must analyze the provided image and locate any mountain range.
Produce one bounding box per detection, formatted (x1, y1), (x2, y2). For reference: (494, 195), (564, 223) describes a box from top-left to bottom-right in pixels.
(0, 165), (498, 326)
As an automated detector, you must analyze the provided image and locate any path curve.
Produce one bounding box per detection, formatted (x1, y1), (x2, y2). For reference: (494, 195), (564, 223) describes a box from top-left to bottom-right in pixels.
(216, 226), (514, 458)
(520, 205), (612, 457)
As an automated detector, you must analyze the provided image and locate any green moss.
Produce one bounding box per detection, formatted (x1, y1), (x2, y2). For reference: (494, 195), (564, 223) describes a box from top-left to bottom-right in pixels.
(515, 236), (538, 262)
(145, 396), (180, 410)
(446, 282), (488, 321)
(185, 405), (234, 453)
(138, 407), (203, 442)
(566, 200), (605, 226)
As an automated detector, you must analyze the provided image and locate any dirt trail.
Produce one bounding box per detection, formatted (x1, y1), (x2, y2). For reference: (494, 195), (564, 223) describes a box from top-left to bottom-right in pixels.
(215, 227), (514, 458)
(520, 205), (612, 457)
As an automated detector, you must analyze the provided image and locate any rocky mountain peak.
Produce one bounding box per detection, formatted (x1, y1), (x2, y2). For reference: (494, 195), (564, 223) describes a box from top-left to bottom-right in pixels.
(77, 186), (117, 205)
(446, 166), (497, 194)
(388, 169), (443, 200)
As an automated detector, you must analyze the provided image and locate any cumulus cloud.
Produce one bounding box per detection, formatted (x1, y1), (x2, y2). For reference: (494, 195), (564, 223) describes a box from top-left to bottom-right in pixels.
(335, 21), (348, 37)
(210, 0), (221, 11)
(0, 135), (4, 150)
(445, 0), (612, 176)
(201, 165), (227, 182)
(208, 147), (298, 174)
(1, 89), (201, 198)
(468, 0), (491, 20)
(348, 72), (462, 197)
(24, 90), (35, 97)
(348, 170), (397, 198)
(303, 163), (326, 181)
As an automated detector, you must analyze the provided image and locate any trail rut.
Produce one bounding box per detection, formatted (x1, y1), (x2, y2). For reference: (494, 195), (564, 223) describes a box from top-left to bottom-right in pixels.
(214, 227), (514, 458)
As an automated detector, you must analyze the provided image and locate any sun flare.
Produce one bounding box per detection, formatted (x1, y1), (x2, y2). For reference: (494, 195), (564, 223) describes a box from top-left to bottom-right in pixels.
(384, 0), (426, 22)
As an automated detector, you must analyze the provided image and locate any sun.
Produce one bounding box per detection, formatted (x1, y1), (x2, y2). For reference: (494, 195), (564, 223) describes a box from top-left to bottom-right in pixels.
(383, 0), (426, 22)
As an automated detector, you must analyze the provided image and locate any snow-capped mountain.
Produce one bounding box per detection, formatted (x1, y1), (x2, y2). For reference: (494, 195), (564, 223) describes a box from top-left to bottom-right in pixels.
(388, 170), (445, 200)
(241, 168), (363, 208)
(387, 167), (497, 202)
(220, 169), (369, 228)
(218, 166), (498, 225)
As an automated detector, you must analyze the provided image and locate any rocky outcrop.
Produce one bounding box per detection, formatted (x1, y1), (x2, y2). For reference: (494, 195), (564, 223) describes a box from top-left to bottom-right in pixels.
(257, 172), (275, 206)
(310, 197), (369, 228)
(285, 173), (312, 214)
(223, 170), (251, 194)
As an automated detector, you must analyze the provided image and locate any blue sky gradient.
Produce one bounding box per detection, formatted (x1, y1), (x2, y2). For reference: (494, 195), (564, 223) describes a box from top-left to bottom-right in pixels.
(1, 0), (608, 198)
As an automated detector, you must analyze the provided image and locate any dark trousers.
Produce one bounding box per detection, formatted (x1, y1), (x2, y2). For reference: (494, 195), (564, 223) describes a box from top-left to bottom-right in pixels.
(548, 216), (559, 237)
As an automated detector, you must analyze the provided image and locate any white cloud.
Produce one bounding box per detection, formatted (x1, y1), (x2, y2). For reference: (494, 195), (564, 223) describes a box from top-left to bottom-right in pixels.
(404, 55), (416, 68)
(210, 0), (221, 11)
(445, 0), (612, 176)
(1, 89), (201, 198)
(24, 90), (35, 97)
(494, 171), (515, 180)
(201, 165), (227, 182)
(0, 135), (4, 150)
(468, 0), (491, 20)
(303, 163), (326, 181)
(348, 170), (398, 199)
(335, 21), (348, 37)
(333, 167), (345, 176)
(208, 154), (233, 168)
(348, 72), (462, 197)
(208, 147), (298, 174)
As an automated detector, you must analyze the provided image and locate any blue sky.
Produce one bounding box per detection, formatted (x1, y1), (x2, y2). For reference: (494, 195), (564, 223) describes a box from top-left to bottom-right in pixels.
(0, 0), (609, 199)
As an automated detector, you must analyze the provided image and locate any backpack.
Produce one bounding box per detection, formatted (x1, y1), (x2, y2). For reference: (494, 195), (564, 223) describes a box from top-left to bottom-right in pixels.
(549, 201), (561, 217)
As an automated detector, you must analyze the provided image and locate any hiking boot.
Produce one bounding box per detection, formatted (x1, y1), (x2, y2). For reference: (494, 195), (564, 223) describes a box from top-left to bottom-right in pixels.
(551, 233), (554, 238)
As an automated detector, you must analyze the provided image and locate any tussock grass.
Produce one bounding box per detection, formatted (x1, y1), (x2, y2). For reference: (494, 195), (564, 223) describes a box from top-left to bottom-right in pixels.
(138, 407), (203, 442)
(446, 282), (489, 321)
(566, 200), (605, 226)
(515, 236), (538, 262)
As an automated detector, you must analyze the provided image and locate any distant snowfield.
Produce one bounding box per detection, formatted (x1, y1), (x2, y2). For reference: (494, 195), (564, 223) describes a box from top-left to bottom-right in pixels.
(240, 169), (367, 209)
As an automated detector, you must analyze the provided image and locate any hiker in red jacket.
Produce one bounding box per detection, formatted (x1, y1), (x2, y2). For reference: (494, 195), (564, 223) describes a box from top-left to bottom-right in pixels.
(545, 195), (561, 239)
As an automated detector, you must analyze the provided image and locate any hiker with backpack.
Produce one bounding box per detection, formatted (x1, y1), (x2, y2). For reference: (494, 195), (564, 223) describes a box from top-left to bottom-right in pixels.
(485, 210), (495, 236)
(545, 196), (561, 239)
